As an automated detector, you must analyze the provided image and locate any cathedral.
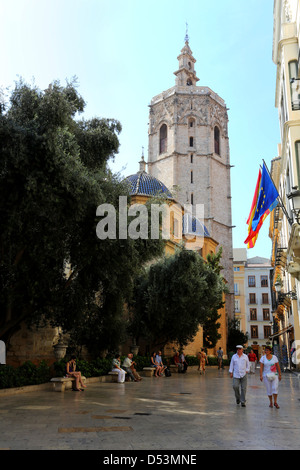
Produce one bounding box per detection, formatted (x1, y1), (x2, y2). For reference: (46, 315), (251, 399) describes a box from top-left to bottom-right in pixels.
(146, 35), (234, 322)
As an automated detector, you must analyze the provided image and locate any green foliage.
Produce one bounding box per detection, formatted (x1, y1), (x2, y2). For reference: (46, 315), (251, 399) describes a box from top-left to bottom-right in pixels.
(128, 248), (226, 349)
(0, 78), (164, 352)
(227, 319), (248, 352)
(0, 361), (51, 389)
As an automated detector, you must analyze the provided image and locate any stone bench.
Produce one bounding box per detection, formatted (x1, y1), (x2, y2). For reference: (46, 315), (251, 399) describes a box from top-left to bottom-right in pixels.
(50, 376), (86, 392)
(142, 367), (156, 377)
(108, 371), (127, 383)
(169, 365), (179, 373)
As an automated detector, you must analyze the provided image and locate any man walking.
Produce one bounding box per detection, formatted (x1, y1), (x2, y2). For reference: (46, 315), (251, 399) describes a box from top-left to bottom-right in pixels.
(229, 345), (250, 407)
(217, 347), (224, 369)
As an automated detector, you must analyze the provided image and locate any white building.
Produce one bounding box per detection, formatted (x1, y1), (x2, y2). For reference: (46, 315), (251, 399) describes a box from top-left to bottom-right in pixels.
(234, 249), (273, 360)
(270, 0), (300, 370)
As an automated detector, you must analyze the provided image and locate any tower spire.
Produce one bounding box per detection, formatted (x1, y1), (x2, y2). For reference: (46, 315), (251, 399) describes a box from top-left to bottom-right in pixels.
(185, 22), (189, 43)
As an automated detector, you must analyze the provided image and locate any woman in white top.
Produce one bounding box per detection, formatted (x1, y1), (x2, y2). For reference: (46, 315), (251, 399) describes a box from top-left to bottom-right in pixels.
(260, 345), (282, 408)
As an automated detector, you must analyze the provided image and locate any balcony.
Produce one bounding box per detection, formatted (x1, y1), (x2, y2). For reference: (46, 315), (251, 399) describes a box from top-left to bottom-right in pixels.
(287, 223), (300, 277)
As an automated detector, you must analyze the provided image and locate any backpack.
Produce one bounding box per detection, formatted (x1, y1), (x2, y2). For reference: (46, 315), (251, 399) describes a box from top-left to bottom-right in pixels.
(165, 368), (171, 377)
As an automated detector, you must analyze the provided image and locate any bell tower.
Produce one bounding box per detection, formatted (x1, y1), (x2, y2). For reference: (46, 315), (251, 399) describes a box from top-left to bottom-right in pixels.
(147, 35), (234, 319)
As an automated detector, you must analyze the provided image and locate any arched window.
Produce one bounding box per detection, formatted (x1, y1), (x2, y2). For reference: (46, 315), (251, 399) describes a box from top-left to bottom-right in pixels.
(159, 124), (167, 154)
(214, 126), (220, 155)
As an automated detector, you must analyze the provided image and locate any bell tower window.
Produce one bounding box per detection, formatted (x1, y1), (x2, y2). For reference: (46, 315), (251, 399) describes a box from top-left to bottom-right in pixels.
(214, 126), (220, 155)
(159, 124), (167, 154)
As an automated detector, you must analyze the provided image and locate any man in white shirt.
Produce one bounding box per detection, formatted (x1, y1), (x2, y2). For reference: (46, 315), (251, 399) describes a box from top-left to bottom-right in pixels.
(229, 345), (250, 407)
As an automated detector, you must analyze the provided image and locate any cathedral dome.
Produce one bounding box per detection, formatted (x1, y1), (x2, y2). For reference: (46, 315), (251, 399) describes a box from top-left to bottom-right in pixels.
(125, 170), (173, 199)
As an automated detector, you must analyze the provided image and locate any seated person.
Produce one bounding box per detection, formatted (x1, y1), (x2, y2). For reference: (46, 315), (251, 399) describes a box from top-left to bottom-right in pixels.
(65, 355), (86, 391)
(111, 354), (126, 383)
(150, 351), (162, 377)
(155, 351), (167, 376)
(180, 351), (188, 373)
(173, 351), (183, 372)
(122, 353), (138, 382)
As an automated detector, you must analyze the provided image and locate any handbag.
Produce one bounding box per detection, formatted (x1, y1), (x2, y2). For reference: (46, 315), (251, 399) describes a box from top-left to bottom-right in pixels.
(266, 372), (276, 381)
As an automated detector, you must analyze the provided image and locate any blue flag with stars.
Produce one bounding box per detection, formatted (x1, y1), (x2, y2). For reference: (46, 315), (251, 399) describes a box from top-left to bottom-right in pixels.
(251, 163), (279, 232)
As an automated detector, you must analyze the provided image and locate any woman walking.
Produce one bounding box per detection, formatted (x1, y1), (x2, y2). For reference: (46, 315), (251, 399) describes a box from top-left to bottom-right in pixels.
(260, 346), (282, 408)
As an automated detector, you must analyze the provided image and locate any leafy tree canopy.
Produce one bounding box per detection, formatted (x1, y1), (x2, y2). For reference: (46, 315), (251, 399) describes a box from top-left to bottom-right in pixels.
(0, 78), (164, 351)
(128, 248), (226, 349)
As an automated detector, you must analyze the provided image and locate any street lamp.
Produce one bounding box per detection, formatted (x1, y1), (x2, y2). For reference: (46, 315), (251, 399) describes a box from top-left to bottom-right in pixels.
(287, 187), (300, 224)
(274, 281), (297, 302)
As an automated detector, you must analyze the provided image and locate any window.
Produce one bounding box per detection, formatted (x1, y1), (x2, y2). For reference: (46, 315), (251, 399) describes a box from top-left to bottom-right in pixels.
(190, 154), (193, 164)
(234, 300), (240, 312)
(263, 309), (270, 321)
(234, 267), (240, 271)
(250, 308), (257, 321)
(261, 275), (268, 287)
(296, 141), (300, 186)
(251, 326), (258, 339)
(191, 193), (194, 205)
(214, 126), (220, 155)
(248, 276), (256, 287)
(249, 293), (256, 304)
(189, 119), (194, 127)
(264, 325), (271, 338)
(191, 171), (193, 184)
(189, 136), (194, 147)
(159, 124), (167, 154)
(289, 60), (300, 110)
(262, 293), (269, 304)
(234, 283), (239, 295)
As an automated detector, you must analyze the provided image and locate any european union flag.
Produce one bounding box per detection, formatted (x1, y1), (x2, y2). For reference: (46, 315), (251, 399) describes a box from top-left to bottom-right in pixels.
(251, 163), (279, 232)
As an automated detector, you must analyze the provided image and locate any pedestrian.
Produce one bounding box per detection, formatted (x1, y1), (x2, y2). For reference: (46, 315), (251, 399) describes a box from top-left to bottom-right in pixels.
(248, 349), (257, 374)
(199, 348), (208, 374)
(260, 345), (281, 409)
(217, 347), (224, 369)
(229, 345), (250, 407)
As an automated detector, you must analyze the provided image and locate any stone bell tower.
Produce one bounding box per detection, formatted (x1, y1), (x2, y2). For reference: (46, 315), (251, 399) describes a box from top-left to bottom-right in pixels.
(147, 34), (234, 319)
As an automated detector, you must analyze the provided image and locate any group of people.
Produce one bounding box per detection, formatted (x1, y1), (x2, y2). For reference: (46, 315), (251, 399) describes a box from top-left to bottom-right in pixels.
(229, 344), (282, 408)
(66, 344), (283, 409)
(111, 353), (143, 383)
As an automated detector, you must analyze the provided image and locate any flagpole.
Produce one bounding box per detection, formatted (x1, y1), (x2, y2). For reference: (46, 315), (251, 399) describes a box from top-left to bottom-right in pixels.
(262, 159), (293, 226)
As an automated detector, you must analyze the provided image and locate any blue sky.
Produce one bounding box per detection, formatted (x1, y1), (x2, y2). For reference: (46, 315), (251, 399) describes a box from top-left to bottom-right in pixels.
(0, 0), (280, 259)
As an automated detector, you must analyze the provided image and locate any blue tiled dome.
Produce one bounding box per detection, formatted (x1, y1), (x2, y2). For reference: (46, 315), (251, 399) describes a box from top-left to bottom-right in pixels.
(125, 171), (173, 199)
(183, 213), (210, 238)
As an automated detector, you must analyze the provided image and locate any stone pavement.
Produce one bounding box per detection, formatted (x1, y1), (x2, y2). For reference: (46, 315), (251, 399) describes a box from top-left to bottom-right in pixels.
(0, 367), (299, 452)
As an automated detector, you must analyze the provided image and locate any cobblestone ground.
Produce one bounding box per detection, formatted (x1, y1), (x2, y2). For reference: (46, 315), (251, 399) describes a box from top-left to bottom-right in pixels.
(0, 367), (299, 452)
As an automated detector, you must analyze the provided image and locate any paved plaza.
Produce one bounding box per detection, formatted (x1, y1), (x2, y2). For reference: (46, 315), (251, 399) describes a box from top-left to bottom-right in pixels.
(0, 367), (299, 452)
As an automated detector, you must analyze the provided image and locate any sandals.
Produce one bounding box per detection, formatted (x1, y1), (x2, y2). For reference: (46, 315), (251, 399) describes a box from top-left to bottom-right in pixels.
(274, 403), (280, 409)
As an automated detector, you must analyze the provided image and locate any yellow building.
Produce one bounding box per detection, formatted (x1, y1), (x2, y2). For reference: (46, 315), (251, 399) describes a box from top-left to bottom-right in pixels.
(124, 157), (227, 358)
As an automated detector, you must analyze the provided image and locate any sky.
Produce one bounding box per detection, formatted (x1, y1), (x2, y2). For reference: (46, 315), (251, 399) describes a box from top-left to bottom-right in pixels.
(0, 0), (280, 260)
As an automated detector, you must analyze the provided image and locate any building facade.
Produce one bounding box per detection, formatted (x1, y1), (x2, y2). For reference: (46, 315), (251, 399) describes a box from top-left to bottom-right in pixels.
(147, 36), (234, 323)
(234, 249), (273, 360)
(124, 158), (228, 357)
(269, 0), (300, 370)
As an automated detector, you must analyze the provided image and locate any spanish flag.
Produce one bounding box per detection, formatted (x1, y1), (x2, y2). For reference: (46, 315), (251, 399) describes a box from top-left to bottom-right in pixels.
(244, 163), (279, 248)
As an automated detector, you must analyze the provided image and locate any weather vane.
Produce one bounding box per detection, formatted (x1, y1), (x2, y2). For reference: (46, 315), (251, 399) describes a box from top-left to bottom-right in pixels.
(185, 22), (189, 43)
